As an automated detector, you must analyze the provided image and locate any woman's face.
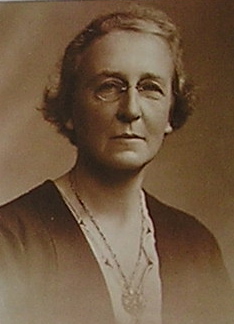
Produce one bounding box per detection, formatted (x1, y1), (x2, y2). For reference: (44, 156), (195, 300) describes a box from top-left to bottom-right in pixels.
(72, 30), (174, 171)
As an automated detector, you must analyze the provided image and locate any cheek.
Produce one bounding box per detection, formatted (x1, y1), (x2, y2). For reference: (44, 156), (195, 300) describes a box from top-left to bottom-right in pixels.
(145, 107), (171, 137)
(72, 101), (111, 143)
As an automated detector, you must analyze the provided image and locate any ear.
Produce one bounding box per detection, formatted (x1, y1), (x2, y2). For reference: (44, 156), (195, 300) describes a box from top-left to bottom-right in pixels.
(165, 122), (173, 134)
(65, 119), (74, 130)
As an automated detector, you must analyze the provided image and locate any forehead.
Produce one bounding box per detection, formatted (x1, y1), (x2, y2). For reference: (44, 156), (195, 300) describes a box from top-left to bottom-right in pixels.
(77, 30), (174, 82)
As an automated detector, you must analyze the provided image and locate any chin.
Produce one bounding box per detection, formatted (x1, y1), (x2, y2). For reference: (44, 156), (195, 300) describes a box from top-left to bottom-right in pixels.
(101, 152), (155, 172)
(80, 148), (156, 174)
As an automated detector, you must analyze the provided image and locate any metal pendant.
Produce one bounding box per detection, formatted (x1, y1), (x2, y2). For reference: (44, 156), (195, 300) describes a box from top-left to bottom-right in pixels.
(121, 285), (145, 318)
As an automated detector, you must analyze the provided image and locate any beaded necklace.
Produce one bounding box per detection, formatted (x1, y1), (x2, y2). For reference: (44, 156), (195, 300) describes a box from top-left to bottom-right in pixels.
(69, 173), (153, 323)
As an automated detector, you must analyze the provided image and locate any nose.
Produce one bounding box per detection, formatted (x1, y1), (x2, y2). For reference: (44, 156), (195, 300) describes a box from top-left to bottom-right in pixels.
(116, 87), (142, 123)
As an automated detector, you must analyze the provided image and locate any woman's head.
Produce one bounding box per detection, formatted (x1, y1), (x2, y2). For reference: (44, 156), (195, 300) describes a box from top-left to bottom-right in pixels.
(42, 5), (195, 146)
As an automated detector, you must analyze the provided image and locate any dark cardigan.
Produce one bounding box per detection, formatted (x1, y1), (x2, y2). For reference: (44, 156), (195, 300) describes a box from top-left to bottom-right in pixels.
(0, 181), (233, 324)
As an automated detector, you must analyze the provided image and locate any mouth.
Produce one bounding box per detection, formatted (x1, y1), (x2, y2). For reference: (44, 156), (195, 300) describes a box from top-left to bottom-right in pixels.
(111, 133), (145, 140)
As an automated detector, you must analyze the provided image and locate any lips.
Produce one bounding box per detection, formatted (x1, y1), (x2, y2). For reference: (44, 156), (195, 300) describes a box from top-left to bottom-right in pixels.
(111, 133), (145, 140)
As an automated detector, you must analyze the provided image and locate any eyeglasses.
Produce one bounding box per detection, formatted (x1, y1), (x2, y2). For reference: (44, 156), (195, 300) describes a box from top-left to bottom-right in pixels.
(94, 78), (165, 102)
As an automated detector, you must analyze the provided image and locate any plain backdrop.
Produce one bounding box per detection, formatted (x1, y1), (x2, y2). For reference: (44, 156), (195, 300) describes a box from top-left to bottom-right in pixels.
(0, 0), (233, 282)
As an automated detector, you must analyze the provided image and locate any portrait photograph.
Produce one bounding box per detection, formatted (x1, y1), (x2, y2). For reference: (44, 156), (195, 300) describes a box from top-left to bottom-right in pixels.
(0, 1), (233, 323)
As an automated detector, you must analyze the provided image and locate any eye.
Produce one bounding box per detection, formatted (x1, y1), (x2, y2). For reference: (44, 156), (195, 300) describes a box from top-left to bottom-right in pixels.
(95, 78), (126, 101)
(137, 80), (164, 100)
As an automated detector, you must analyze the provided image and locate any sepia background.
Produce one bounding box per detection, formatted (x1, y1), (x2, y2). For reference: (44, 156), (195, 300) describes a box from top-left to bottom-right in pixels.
(0, 0), (233, 282)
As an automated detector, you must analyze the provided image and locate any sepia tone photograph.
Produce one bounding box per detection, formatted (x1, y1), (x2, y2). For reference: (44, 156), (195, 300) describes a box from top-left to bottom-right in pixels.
(0, 0), (233, 323)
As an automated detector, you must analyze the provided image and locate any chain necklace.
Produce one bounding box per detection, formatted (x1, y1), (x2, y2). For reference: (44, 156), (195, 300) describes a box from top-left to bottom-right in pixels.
(69, 172), (152, 321)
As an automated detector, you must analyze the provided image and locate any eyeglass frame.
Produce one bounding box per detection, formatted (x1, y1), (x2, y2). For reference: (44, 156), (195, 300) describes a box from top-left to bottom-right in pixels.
(90, 76), (166, 103)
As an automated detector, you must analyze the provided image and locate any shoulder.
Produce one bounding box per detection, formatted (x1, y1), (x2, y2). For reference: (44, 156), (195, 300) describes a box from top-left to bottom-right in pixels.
(0, 180), (60, 220)
(145, 191), (220, 258)
(145, 193), (234, 321)
(0, 180), (57, 212)
(145, 191), (232, 285)
(0, 180), (78, 247)
(0, 181), (60, 251)
(145, 191), (210, 233)
(0, 181), (65, 274)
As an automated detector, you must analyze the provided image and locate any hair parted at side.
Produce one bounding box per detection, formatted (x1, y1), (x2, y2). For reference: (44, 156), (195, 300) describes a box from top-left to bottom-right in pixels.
(41, 5), (195, 146)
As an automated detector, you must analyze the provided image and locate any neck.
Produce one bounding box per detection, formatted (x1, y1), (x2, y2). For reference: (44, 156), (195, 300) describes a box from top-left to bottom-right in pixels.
(71, 156), (146, 222)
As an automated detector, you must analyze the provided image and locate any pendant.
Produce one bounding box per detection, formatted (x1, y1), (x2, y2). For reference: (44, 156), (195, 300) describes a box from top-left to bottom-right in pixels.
(121, 285), (145, 317)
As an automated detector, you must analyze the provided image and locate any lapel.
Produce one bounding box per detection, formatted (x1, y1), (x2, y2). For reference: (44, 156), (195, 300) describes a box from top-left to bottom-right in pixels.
(30, 181), (197, 324)
(34, 182), (215, 324)
(2, 181), (232, 323)
(33, 181), (115, 324)
(35, 182), (176, 324)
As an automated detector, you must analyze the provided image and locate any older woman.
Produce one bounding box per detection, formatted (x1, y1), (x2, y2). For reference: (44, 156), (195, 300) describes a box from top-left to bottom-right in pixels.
(0, 5), (233, 324)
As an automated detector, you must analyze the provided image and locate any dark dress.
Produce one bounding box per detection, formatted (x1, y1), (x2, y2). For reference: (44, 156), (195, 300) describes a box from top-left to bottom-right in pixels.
(0, 181), (233, 324)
